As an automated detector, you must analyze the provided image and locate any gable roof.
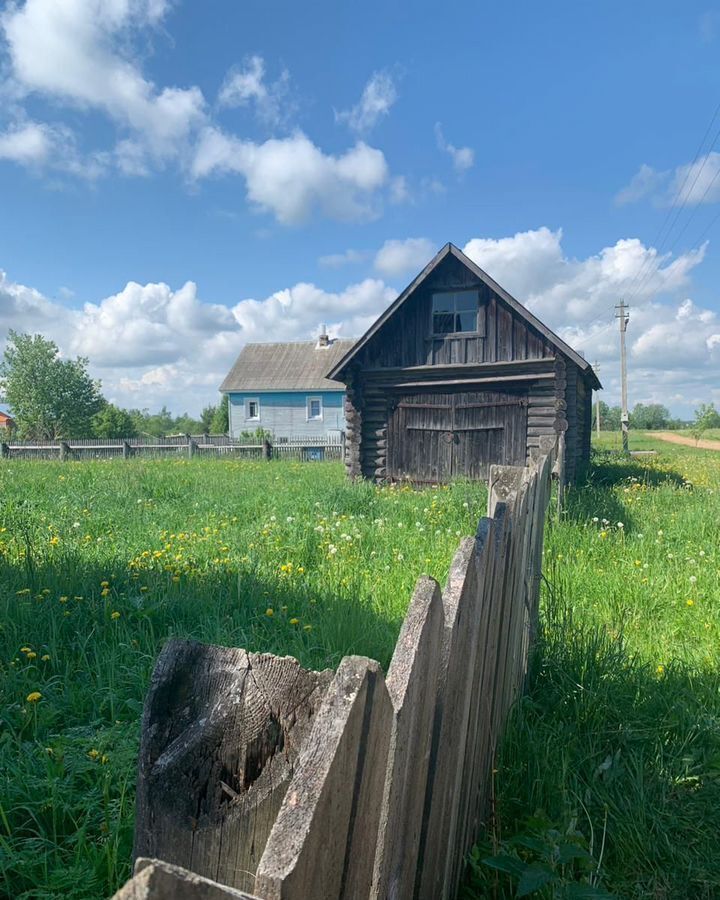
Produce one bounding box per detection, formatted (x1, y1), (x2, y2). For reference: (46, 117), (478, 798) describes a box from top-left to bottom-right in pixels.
(328, 243), (601, 389)
(220, 339), (355, 393)
(0, 411), (14, 425)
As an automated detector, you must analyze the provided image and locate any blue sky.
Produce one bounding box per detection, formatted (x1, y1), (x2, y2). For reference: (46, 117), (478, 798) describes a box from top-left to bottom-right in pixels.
(1, 0), (719, 417)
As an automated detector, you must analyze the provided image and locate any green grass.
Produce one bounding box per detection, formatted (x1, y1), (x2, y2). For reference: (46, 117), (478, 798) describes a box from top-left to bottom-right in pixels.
(3, 443), (720, 899)
(463, 434), (720, 899)
(0, 458), (486, 898)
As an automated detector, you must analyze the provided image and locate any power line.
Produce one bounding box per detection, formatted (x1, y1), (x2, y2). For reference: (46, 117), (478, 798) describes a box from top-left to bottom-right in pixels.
(623, 98), (720, 303)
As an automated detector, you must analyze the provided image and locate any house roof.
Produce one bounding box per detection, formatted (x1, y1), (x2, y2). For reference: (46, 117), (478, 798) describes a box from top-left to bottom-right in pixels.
(328, 243), (601, 390)
(0, 411), (14, 424)
(220, 339), (356, 393)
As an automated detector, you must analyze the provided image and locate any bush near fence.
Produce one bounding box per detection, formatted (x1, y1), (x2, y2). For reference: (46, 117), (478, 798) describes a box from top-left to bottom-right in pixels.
(0, 434), (345, 462)
(113, 438), (558, 900)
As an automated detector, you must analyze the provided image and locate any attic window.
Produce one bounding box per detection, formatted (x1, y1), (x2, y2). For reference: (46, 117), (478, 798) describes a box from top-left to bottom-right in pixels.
(431, 290), (479, 335)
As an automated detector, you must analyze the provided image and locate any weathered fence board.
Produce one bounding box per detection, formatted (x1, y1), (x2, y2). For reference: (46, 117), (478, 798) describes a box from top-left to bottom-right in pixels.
(371, 576), (444, 900)
(1, 434), (344, 462)
(117, 443), (559, 900)
(255, 657), (392, 900)
(133, 641), (332, 894)
(114, 859), (262, 899)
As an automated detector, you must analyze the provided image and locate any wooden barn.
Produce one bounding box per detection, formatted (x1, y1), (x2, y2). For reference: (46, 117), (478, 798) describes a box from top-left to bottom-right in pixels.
(328, 243), (600, 483)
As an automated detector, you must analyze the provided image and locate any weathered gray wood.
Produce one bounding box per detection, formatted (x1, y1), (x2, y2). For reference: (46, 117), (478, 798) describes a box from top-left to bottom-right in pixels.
(59, 440), (70, 461)
(371, 577), (444, 900)
(0, 442), (8, 459)
(134, 640), (332, 894)
(416, 537), (483, 900)
(112, 859), (262, 899)
(255, 656), (392, 900)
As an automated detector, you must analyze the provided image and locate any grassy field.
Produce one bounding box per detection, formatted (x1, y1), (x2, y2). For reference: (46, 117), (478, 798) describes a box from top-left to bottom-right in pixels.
(2, 440), (719, 899)
(0, 459), (485, 898)
(463, 433), (720, 899)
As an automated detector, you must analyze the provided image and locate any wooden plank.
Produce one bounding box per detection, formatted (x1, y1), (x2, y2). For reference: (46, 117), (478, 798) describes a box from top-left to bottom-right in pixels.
(416, 537), (483, 900)
(112, 859), (262, 899)
(371, 577), (444, 900)
(393, 372), (554, 389)
(133, 640), (332, 894)
(255, 657), (392, 900)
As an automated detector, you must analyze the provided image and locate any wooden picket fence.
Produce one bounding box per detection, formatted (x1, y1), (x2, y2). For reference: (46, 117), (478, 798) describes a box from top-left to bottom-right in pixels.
(113, 440), (558, 900)
(0, 434), (344, 462)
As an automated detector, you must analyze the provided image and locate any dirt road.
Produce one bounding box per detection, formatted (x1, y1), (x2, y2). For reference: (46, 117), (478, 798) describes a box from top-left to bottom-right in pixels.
(654, 432), (720, 451)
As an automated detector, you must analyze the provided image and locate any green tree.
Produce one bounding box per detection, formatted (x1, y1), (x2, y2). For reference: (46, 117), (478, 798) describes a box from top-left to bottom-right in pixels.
(210, 394), (229, 434)
(629, 403), (671, 430)
(691, 402), (720, 443)
(0, 331), (103, 439)
(597, 401), (622, 431)
(92, 403), (137, 438)
(200, 404), (216, 433)
(174, 412), (204, 434)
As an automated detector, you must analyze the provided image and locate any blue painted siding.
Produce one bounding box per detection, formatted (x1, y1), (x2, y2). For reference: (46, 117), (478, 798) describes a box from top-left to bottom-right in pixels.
(227, 391), (345, 439)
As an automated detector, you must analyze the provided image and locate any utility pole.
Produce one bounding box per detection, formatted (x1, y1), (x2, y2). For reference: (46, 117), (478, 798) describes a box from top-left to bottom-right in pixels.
(594, 361), (601, 436)
(615, 302), (630, 452)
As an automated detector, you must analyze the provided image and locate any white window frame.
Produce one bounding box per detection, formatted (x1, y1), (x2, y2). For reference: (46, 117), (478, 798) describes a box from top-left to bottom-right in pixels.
(307, 396), (323, 421)
(244, 397), (261, 422)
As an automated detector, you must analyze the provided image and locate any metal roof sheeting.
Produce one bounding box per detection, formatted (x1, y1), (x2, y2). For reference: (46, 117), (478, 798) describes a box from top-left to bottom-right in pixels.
(220, 339), (356, 392)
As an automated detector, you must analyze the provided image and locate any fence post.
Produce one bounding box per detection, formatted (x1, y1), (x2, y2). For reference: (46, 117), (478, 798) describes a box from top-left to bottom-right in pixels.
(262, 438), (272, 461)
(187, 435), (196, 459)
(0, 442), (8, 460)
(59, 441), (70, 461)
(122, 440), (132, 459)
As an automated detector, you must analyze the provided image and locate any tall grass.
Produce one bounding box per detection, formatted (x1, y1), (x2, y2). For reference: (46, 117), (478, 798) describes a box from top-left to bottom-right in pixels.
(463, 436), (720, 899)
(0, 458), (486, 898)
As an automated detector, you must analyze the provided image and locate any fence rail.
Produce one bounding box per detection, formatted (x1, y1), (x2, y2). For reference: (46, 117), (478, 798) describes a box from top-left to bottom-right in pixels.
(0, 434), (345, 462)
(113, 437), (557, 900)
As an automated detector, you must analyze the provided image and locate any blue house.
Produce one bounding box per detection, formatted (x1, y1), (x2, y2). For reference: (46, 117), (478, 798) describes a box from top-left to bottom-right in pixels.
(220, 334), (355, 440)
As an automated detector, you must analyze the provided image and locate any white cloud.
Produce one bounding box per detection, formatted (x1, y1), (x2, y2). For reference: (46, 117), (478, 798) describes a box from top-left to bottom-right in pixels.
(191, 128), (389, 224)
(374, 237), (436, 277)
(463, 228), (718, 415)
(218, 55), (293, 127)
(1, 0), (205, 171)
(318, 249), (369, 268)
(617, 152), (720, 207)
(336, 71), (398, 133)
(2, 227), (718, 418)
(435, 123), (474, 173)
(0, 266), (395, 413)
(0, 121), (52, 163)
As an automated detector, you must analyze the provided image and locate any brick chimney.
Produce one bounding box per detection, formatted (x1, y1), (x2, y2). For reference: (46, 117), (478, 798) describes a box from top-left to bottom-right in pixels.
(317, 325), (330, 348)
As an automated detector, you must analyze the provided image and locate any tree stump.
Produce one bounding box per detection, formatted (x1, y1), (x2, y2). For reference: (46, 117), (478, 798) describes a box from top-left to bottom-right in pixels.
(133, 639), (333, 894)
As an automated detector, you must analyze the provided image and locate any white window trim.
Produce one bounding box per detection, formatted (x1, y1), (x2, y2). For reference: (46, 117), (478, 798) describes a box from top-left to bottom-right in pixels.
(307, 396), (323, 421)
(244, 397), (261, 422)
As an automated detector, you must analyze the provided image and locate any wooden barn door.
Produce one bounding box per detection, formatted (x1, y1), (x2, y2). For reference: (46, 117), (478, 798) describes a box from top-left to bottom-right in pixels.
(388, 389), (528, 482)
(387, 392), (454, 482)
(452, 390), (528, 479)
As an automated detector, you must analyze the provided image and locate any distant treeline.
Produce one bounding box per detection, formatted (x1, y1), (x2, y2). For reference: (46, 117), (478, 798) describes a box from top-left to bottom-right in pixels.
(595, 400), (720, 432)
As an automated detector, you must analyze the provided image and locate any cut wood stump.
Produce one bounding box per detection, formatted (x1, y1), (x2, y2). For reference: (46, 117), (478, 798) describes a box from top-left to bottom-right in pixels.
(133, 640), (332, 894)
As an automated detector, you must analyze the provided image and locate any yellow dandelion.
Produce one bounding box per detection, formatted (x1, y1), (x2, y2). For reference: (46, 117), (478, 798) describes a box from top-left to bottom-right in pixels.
(686, 599), (695, 606)
(26, 691), (42, 703)
(100, 581), (109, 588)
(289, 618), (300, 626)
(599, 531), (608, 540)
(20, 646), (32, 653)
(656, 665), (665, 674)
(111, 611), (121, 620)
(26, 651), (37, 660)
(59, 596), (68, 603)
(303, 624), (313, 632)
(265, 607), (274, 617)
(100, 588), (110, 598)
(88, 749), (100, 760)
(49, 536), (59, 546)
(41, 654), (50, 662)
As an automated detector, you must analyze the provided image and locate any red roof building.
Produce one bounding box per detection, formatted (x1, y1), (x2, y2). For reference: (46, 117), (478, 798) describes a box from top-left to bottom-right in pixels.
(0, 412), (15, 431)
